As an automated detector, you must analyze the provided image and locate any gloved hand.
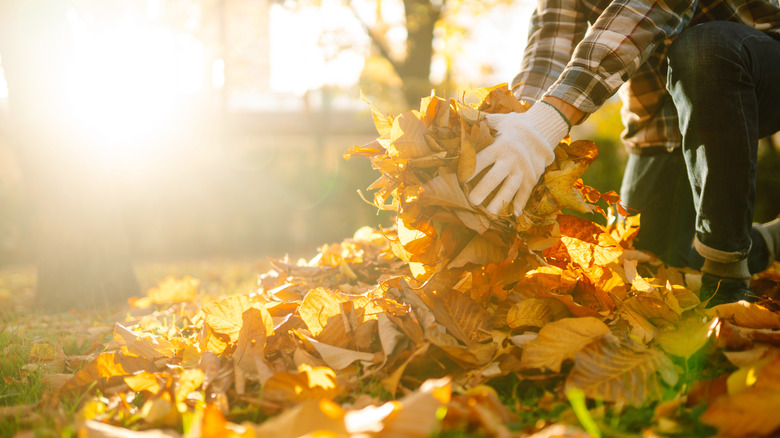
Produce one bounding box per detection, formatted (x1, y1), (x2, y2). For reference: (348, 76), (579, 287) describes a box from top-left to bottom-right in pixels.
(467, 101), (570, 216)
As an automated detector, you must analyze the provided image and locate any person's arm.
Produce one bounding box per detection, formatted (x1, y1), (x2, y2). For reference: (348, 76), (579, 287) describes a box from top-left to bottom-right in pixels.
(544, 0), (697, 114)
(470, 0), (697, 217)
(541, 96), (585, 125)
(511, 0), (589, 106)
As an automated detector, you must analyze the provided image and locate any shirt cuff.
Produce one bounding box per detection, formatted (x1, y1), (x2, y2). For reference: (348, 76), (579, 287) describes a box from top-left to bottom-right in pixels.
(543, 65), (621, 120)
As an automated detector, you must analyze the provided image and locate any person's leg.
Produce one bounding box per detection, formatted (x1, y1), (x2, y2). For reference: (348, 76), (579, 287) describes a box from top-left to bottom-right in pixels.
(618, 146), (772, 273)
(667, 22), (780, 304)
(619, 148), (698, 268)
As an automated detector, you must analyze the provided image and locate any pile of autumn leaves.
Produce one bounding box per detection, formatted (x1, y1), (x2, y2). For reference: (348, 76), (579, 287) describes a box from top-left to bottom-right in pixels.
(50, 85), (780, 437)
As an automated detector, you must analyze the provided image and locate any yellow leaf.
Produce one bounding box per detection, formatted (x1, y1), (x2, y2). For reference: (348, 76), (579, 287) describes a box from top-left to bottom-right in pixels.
(618, 307), (657, 343)
(418, 173), (472, 210)
(201, 404), (236, 438)
(381, 344), (430, 396)
(377, 377), (452, 438)
(396, 219), (437, 263)
(201, 295), (274, 344)
(535, 161), (593, 215)
(362, 90), (393, 136)
(114, 323), (175, 360)
(175, 368), (204, 407)
(521, 317), (610, 373)
(656, 316), (718, 359)
(726, 357), (768, 395)
(251, 399), (347, 438)
(79, 419), (183, 437)
(387, 111), (432, 159)
(135, 276), (199, 307)
(507, 298), (554, 329)
(550, 215), (623, 268)
(427, 330), (498, 367)
(125, 371), (161, 394)
(710, 301), (780, 329)
(28, 342), (62, 362)
(566, 337), (677, 406)
(447, 234), (507, 269)
(295, 331), (376, 370)
(62, 352), (156, 393)
(233, 308), (269, 373)
(700, 386), (780, 436)
(377, 312), (404, 358)
(141, 396), (179, 428)
(298, 287), (350, 340)
(261, 365), (341, 406)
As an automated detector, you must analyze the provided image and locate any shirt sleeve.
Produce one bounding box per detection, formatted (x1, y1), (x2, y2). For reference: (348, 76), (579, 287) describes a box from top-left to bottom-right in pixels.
(511, 0), (589, 104)
(514, 0), (697, 115)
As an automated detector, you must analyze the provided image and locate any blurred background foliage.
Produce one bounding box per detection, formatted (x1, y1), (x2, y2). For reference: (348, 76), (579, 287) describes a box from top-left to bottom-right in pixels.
(0, 0), (776, 303)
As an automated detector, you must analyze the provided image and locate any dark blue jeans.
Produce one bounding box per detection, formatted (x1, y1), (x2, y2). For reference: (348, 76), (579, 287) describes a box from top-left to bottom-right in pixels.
(621, 21), (780, 271)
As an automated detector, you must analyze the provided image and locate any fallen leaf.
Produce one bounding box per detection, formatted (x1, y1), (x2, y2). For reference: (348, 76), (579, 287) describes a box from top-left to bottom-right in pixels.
(656, 315), (718, 359)
(700, 386), (780, 436)
(521, 317), (610, 373)
(566, 336), (677, 406)
(710, 301), (780, 329)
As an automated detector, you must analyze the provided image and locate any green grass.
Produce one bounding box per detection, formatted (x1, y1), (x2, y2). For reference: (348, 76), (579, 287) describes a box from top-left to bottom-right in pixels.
(0, 260), (268, 436)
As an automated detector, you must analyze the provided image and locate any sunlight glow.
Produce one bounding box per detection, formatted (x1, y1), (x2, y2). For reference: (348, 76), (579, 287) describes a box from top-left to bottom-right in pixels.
(269, 2), (368, 93)
(60, 8), (205, 171)
(0, 56), (7, 99)
(212, 59), (226, 89)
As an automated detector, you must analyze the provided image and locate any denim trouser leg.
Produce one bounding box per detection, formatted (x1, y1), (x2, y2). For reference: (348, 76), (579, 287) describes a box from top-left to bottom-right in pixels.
(620, 150), (771, 272)
(666, 22), (780, 264)
(620, 149), (697, 268)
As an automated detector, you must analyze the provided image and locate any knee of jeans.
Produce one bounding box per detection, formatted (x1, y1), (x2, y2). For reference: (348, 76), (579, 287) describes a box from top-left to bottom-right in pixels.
(666, 22), (744, 88)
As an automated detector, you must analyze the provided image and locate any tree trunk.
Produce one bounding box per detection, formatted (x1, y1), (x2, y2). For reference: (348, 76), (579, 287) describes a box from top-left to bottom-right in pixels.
(398, 0), (441, 106)
(0, 0), (138, 312)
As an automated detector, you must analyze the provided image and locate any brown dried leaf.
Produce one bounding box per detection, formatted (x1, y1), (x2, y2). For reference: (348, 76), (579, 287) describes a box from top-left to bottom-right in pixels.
(447, 235), (507, 269)
(387, 111), (432, 159)
(710, 301), (780, 329)
(566, 337), (677, 406)
(520, 317), (610, 373)
(507, 298), (554, 329)
(429, 289), (493, 346)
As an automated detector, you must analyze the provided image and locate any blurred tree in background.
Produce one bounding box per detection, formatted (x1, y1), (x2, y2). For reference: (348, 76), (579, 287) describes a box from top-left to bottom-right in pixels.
(0, 0), (139, 310)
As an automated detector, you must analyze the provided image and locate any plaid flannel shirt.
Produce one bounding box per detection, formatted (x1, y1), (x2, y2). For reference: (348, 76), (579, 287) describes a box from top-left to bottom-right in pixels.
(511, 0), (780, 153)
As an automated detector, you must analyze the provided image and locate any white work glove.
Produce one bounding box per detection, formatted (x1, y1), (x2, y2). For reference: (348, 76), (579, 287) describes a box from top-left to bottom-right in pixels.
(467, 101), (570, 216)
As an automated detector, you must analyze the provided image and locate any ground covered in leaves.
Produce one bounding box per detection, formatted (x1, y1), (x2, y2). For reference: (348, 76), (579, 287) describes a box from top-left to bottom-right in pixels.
(3, 85), (780, 438)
